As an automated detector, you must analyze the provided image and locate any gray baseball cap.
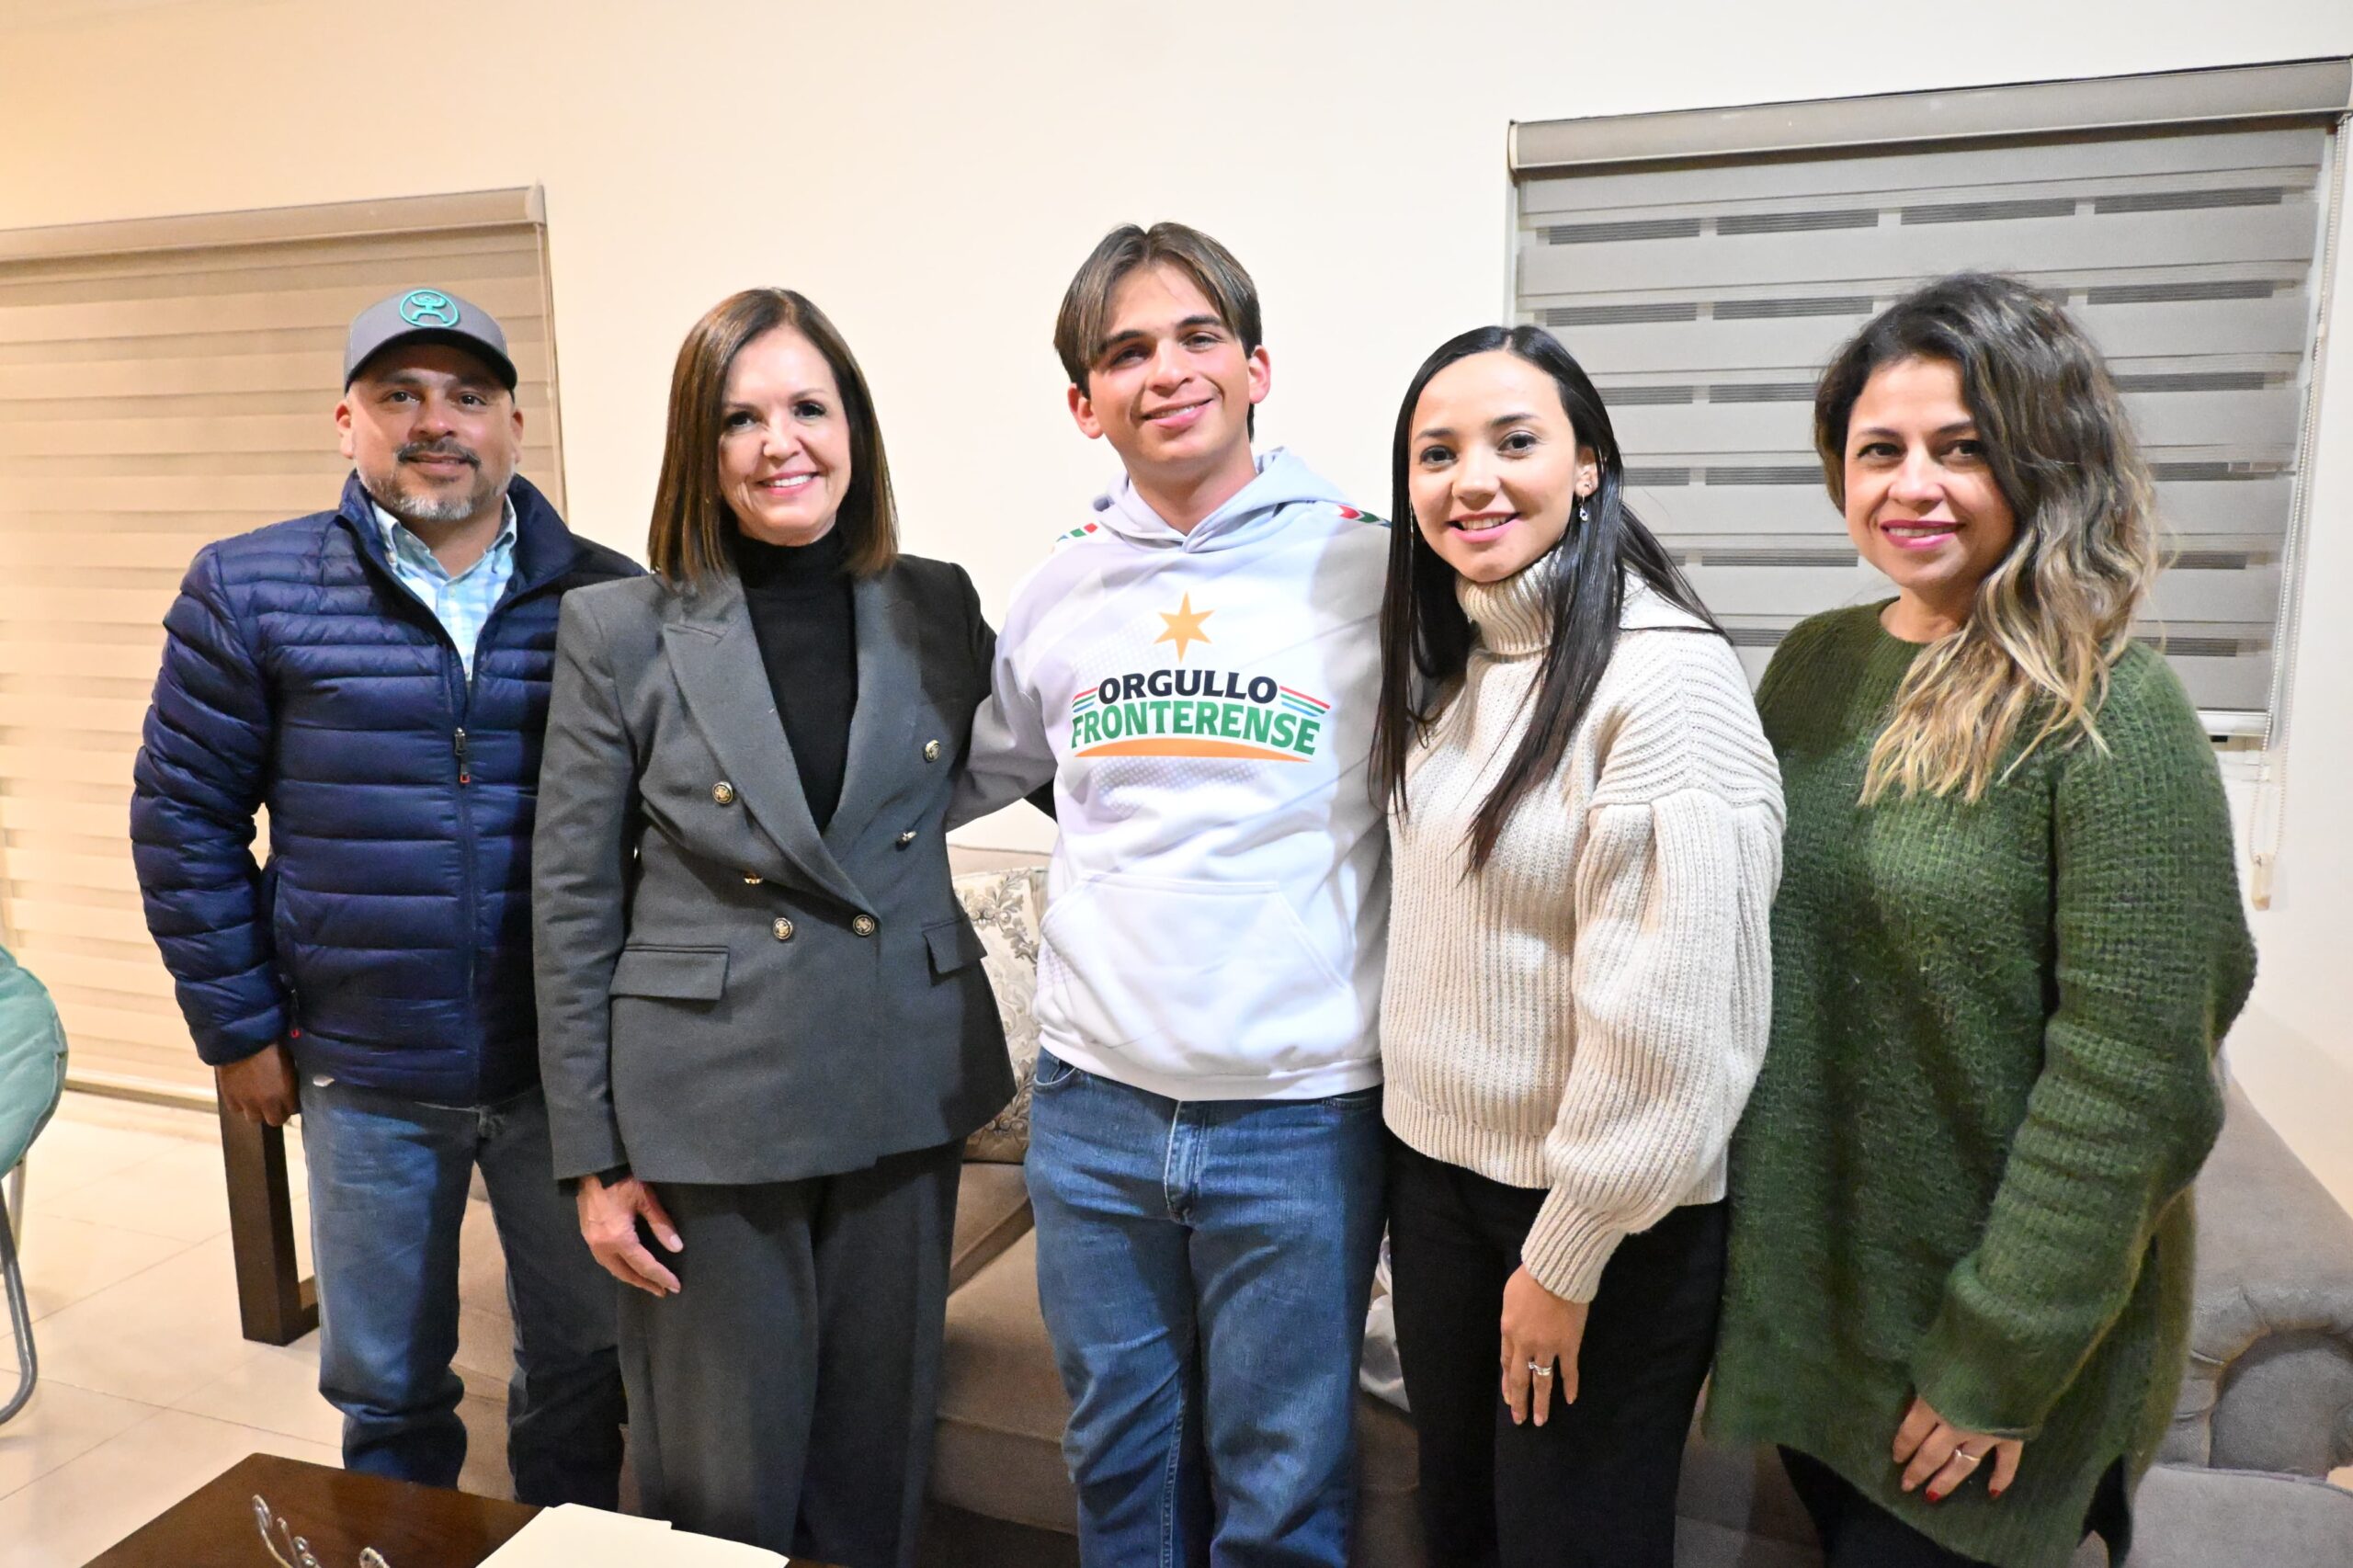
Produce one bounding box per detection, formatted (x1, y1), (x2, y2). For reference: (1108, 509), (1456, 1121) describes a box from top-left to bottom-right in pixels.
(344, 287), (518, 392)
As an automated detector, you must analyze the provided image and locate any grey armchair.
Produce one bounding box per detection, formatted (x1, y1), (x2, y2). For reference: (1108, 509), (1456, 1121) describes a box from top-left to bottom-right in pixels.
(2169, 1084), (2353, 1479)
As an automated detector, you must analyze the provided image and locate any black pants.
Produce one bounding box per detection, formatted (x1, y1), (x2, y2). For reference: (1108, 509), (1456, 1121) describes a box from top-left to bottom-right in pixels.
(1387, 1134), (1728, 1568)
(1780, 1448), (2132, 1567)
(617, 1141), (961, 1568)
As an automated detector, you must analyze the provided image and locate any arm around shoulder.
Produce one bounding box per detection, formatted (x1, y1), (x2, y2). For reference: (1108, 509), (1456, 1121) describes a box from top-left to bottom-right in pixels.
(948, 566), (1058, 828)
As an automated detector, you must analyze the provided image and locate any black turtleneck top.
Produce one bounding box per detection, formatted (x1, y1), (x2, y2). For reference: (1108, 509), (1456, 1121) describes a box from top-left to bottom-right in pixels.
(733, 526), (857, 829)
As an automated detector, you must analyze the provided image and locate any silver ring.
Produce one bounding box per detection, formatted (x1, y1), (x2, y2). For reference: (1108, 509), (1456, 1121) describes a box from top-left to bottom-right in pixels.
(1949, 1449), (1982, 1468)
(1529, 1362), (1552, 1377)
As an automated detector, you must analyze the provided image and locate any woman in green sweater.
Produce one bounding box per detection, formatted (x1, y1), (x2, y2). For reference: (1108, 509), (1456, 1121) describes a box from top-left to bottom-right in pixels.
(1708, 272), (2256, 1568)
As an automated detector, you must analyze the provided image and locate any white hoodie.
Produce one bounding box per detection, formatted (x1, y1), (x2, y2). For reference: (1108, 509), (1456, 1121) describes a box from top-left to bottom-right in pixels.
(956, 449), (1390, 1101)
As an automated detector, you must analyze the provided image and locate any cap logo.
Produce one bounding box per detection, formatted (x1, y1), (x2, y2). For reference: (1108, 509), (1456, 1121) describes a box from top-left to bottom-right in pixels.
(398, 290), (460, 328)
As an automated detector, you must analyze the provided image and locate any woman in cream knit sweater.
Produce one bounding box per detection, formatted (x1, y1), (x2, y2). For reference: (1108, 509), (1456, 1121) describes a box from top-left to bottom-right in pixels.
(1370, 324), (1783, 1567)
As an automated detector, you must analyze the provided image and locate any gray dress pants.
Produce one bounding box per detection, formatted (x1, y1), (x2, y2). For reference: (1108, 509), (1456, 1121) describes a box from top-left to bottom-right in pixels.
(618, 1140), (962, 1568)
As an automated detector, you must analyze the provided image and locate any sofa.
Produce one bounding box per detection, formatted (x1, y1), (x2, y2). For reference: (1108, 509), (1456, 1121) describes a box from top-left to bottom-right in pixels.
(922, 865), (2353, 1567)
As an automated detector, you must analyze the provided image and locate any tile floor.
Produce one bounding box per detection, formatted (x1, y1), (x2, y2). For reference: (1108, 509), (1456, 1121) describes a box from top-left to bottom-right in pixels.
(0, 1091), (526, 1566)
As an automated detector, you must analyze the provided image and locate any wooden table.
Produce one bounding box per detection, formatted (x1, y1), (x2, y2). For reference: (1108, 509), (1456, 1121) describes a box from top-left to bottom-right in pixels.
(85, 1452), (836, 1566)
(87, 1453), (536, 1565)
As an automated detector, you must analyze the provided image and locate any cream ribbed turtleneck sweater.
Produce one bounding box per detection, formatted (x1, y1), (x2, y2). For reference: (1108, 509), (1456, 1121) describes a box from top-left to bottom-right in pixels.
(1380, 554), (1785, 1302)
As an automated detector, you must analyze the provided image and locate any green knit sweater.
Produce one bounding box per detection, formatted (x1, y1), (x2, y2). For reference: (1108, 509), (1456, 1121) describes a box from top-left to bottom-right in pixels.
(1707, 604), (2256, 1568)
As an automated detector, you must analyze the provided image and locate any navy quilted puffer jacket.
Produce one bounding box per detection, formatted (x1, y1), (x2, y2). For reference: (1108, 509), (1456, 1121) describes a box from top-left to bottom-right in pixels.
(131, 473), (641, 1105)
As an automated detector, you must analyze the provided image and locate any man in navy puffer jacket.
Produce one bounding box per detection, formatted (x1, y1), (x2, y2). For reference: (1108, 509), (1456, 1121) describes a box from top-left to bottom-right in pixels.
(131, 289), (638, 1505)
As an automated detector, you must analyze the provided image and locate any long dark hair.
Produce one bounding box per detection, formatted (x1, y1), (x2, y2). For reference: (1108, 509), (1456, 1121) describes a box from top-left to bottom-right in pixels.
(1370, 324), (1721, 869)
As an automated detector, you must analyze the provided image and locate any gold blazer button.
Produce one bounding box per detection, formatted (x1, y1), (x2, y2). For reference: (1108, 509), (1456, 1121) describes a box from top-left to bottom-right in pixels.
(712, 781), (737, 806)
(922, 740), (941, 763)
(852, 914), (879, 937)
(743, 872), (763, 885)
(896, 830), (918, 846)
(771, 916), (795, 941)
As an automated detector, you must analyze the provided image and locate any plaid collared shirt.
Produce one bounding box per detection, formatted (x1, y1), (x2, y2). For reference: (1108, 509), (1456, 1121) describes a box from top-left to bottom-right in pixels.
(371, 496), (519, 679)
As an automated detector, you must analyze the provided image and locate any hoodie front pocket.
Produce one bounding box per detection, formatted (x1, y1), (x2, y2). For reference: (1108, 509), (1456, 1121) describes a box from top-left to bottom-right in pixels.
(1035, 872), (1362, 1080)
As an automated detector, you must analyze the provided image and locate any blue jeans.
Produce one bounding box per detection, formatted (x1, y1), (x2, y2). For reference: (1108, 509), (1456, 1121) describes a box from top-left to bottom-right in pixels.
(1025, 1051), (1386, 1568)
(299, 1078), (623, 1506)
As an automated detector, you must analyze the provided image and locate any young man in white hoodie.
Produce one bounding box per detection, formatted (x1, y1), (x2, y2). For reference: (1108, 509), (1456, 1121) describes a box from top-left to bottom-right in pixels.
(955, 223), (1389, 1566)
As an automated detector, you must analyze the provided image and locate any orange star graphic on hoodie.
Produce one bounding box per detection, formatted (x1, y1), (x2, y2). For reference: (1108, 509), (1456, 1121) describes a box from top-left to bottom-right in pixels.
(1155, 594), (1214, 661)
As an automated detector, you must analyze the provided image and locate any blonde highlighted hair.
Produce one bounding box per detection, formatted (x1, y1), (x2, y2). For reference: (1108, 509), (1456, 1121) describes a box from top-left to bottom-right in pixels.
(1814, 273), (2161, 804)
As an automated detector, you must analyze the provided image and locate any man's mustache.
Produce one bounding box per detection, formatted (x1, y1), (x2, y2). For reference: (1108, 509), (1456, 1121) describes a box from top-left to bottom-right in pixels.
(398, 441), (480, 468)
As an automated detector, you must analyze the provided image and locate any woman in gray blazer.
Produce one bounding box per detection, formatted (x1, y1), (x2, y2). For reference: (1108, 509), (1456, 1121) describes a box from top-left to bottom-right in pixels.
(532, 288), (1013, 1568)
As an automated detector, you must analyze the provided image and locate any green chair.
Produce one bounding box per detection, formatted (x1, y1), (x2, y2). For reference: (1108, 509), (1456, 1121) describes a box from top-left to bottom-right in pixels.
(0, 946), (67, 1425)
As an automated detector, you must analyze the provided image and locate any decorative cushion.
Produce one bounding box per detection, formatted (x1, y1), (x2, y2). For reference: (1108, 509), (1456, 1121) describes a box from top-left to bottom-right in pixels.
(956, 866), (1047, 1162)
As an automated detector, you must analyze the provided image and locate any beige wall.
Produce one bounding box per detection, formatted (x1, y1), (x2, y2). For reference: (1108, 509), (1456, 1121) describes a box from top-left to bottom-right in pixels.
(5, 0), (2352, 1204)
(2234, 130), (2353, 1213)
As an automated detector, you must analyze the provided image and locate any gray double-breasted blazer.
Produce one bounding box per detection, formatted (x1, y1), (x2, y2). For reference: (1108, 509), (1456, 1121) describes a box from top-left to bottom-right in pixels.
(531, 556), (1013, 1186)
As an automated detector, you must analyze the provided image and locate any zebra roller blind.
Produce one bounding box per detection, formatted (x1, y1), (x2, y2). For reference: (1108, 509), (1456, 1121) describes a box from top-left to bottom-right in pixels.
(1514, 117), (2340, 737)
(0, 188), (564, 1098)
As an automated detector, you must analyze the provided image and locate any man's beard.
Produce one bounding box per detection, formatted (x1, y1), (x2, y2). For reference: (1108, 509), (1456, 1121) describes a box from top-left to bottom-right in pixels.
(381, 483), (495, 524)
(364, 442), (503, 526)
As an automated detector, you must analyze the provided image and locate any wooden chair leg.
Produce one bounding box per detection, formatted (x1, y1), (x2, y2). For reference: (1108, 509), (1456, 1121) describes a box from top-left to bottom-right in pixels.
(217, 1105), (317, 1346)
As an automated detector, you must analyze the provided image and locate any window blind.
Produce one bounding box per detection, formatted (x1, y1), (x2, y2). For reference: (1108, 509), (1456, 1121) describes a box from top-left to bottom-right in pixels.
(1513, 120), (2338, 737)
(0, 188), (564, 1098)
